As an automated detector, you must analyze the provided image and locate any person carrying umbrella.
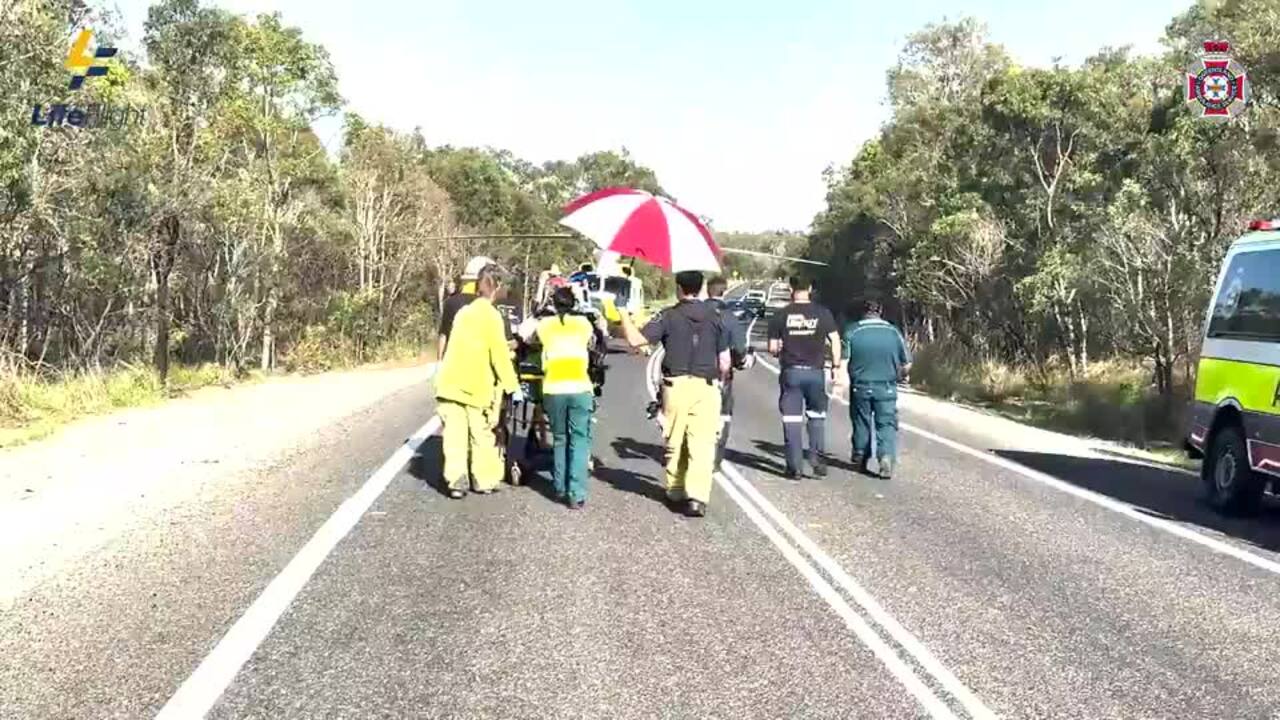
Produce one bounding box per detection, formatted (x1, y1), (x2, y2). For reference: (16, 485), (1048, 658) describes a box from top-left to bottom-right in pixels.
(614, 271), (730, 517)
(434, 262), (521, 499)
(560, 187), (729, 517)
(517, 286), (600, 509)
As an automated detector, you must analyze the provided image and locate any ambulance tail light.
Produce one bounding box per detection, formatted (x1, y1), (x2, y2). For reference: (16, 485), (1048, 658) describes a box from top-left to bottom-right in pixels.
(1248, 218), (1280, 231)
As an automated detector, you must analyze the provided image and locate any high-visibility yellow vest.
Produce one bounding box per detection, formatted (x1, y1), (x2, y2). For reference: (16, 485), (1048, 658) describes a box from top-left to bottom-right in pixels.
(537, 314), (594, 395)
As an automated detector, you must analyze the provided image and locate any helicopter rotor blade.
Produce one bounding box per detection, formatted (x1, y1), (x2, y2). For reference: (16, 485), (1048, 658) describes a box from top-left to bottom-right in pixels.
(415, 233), (828, 267)
(718, 247), (827, 266)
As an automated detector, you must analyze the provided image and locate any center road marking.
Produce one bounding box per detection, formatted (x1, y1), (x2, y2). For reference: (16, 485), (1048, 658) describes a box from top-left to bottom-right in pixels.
(720, 462), (996, 719)
(156, 415), (442, 719)
(752, 355), (1280, 579)
(648, 327), (992, 717)
(715, 470), (970, 719)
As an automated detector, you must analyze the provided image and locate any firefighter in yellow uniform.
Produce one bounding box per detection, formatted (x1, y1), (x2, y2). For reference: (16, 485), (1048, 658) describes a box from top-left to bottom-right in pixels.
(615, 270), (730, 517)
(434, 263), (520, 499)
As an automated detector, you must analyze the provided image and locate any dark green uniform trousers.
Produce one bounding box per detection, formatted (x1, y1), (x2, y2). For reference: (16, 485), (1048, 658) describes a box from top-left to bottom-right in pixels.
(851, 381), (899, 461)
(543, 392), (594, 503)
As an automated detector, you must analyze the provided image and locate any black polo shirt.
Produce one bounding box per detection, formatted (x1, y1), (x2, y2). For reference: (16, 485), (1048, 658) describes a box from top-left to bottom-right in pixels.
(642, 299), (727, 381)
(767, 301), (836, 369)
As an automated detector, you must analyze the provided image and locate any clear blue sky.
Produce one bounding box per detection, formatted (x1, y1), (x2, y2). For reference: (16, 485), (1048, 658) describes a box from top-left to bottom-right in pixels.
(109, 0), (1190, 233)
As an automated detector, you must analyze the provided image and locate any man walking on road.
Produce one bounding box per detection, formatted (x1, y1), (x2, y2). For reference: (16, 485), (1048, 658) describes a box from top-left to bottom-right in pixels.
(842, 299), (912, 479)
(615, 271), (730, 517)
(434, 264), (521, 499)
(768, 276), (841, 479)
(706, 276), (751, 469)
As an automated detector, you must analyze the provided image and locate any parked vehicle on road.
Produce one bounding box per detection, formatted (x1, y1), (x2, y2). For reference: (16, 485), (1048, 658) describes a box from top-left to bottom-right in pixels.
(743, 290), (767, 317)
(764, 284), (790, 315)
(1187, 219), (1280, 514)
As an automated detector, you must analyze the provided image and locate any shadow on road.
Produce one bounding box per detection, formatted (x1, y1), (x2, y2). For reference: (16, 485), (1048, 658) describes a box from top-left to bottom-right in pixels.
(995, 450), (1280, 555)
(408, 435), (451, 498)
(750, 440), (865, 475)
(605, 438), (679, 507)
(408, 432), (567, 505)
(726, 447), (788, 477)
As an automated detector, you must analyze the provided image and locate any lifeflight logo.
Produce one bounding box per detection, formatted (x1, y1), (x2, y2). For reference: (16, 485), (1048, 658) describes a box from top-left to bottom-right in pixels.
(65, 29), (117, 89)
(30, 28), (145, 129)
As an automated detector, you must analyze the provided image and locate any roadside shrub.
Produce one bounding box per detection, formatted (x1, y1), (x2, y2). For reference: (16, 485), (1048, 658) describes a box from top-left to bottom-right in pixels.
(284, 325), (359, 374)
(909, 340), (1191, 448)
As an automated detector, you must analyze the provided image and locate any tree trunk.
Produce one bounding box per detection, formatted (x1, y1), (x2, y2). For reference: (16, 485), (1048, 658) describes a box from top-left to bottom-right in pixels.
(1058, 303), (1078, 378)
(521, 243), (531, 320)
(1077, 301), (1089, 375)
(154, 275), (171, 383)
(151, 216), (180, 385)
(260, 214), (284, 372)
(1156, 355), (1174, 398)
(17, 273), (28, 361)
(260, 291), (275, 371)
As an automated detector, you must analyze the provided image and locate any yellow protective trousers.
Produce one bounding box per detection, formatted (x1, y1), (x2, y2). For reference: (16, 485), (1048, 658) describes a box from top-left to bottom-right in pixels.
(661, 376), (723, 504)
(439, 398), (504, 491)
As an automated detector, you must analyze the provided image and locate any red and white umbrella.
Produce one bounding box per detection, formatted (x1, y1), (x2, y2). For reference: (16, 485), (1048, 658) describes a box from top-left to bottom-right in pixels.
(560, 187), (722, 272)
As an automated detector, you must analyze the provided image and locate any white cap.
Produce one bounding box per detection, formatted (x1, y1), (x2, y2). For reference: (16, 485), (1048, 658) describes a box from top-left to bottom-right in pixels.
(462, 256), (495, 278)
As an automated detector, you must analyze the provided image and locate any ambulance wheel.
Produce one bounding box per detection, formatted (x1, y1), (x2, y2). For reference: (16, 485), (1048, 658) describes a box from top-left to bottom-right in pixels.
(1203, 424), (1263, 515)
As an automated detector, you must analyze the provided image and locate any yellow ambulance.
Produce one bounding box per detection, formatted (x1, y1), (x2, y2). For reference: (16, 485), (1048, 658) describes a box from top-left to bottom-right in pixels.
(1187, 220), (1280, 513)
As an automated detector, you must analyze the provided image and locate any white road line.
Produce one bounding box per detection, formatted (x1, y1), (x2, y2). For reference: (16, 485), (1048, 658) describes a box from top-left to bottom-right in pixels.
(649, 330), (979, 715)
(714, 471), (961, 719)
(156, 416), (442, 719)
(895, 422), (1280, 578)
(720, 463), (997, 719)
(754, 356), (1280, 579)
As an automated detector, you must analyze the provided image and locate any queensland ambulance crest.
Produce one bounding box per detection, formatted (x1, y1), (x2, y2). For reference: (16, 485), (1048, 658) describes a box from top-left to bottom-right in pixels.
(1186, 41), (1251, 120)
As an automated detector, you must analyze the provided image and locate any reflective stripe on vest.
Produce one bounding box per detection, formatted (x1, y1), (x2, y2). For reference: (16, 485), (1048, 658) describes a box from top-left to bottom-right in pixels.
(539, 316), (593, 395)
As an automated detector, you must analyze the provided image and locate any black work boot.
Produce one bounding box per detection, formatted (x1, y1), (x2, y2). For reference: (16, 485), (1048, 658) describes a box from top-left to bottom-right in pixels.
(685, 500), (707, 517)
(851, 454), (867, 474)
(811, 452), (828, 477)
(877, 457), (894, 479)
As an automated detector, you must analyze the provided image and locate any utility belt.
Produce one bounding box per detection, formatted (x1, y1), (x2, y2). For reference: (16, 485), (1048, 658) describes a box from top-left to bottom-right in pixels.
(662, 374), (717, 387)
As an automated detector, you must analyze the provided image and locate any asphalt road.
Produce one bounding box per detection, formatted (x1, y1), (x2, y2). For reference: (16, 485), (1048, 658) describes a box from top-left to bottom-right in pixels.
(6, 298), (1280, 718)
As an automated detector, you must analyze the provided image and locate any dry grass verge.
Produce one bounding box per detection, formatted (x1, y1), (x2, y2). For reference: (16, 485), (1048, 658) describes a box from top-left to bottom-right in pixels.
(0, 364), (251, 447)
(0, 342), (437, 448)
(910, 340), (1192, 463)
